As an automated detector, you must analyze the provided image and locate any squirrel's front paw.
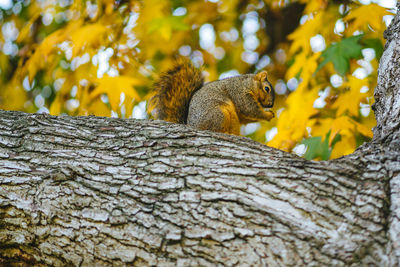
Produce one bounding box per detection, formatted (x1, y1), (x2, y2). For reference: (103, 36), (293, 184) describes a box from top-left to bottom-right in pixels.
(266, 110), (274, 120)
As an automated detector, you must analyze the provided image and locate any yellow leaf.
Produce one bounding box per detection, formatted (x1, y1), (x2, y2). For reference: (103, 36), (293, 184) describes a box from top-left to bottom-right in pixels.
(312, 115), (373, 159)
(139, 0), (166, 24)
(344, 4), (393, 35)
(0, 81), (27, 111)
(355, 120), (373, 138)
(330, 134), (356, 159)
(70, 23), (107, 57)
(300, 0), (328, 14)
(49, 95), (63, 115)
(331, 116), (373, 139)
(288, 12), (324, 55)
(23, 19), (82, 81)
(124, 98), (135, 118)
(268, 87), (319, 151)
(77, 85), (90, 116)
(286, 52), (321, 91)
(25, 30), (64, 81)
(328, 117), (358, 158)
(16, 13), (40, 43)
(332, 76), (368, 117)
(160, 25), (172, 40)
(88, 99), (111, 117)
(90, 76), (141, 111)
(310, 117), (335, 141)
(331, 116), (355, 135)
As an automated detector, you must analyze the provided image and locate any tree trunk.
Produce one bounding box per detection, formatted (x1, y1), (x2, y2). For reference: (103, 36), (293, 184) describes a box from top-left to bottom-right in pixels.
(1, 5), (400, 267)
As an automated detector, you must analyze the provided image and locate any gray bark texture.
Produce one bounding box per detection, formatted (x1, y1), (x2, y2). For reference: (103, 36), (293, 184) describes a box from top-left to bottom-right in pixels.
(1, 6), (400, 267)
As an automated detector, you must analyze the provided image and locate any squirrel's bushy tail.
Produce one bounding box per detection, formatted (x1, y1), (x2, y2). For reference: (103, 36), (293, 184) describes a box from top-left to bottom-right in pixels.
(150, 59), (204, 124)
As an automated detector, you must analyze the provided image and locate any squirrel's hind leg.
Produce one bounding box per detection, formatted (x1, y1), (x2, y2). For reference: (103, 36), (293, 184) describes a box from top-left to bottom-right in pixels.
(219, 100), (240, 135)
(188, 100), (240, 135)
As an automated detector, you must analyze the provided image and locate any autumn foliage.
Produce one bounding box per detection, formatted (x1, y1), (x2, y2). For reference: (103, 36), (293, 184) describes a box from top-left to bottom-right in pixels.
(0, 0), (395, 159)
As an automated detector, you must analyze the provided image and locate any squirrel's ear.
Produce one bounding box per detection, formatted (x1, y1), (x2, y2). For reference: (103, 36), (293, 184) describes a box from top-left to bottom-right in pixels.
(255, 71), (268, 82)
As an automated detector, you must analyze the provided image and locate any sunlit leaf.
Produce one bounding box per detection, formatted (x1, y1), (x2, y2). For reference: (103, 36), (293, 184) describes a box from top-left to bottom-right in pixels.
(90, 76), (141, 111)
(318, 35), (363, 76)
(302, 130), (341, 160)
(268, 86), (319, 151)
(88, 99), (111, 117)
(363, 38), (384, 60)
(49, 95), (63, 115)
(25, 29), (65, 81)
(70, 23), (107, 56)
(0, 82), (27, 111)
(288, 12), (324, 55)
(331, 116), (373, 139)
(332, 76), (368, 117)
(286, 52), (321, 90)
(344, 3), (393, 35)
(16, 13), (40, 43)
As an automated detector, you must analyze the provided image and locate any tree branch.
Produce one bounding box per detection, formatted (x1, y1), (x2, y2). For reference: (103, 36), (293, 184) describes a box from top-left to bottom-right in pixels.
(373, 2), (400, 144)
(0, 110), (391, 265)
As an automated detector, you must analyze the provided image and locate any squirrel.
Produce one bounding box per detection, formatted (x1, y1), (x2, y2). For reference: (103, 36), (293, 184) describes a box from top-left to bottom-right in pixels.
(149, 59), (275, 135)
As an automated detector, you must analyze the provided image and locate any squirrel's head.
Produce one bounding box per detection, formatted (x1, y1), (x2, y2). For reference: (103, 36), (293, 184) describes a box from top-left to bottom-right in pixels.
(253, 71), (275, 109)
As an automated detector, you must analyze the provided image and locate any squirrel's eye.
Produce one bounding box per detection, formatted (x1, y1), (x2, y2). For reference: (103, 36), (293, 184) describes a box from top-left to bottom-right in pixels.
(264, 86), (270, 93)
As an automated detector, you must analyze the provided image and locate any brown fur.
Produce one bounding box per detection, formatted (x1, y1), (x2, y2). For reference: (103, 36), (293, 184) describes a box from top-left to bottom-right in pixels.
(151, 59), (275, 135)
(149, 59), (204, 123)
(219, 100), (240, 135)
(251, 71), (275, 110)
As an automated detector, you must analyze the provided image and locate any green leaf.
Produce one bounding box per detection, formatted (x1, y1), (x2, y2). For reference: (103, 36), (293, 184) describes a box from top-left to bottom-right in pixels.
(317, 35), (363, 76)
(168, 16), (189, 31)
(363, 38), (384, 60)
(302, 136), (323, 160)
(302, 130), (341, 160)
(320, 132), (331, 160)
(331, 131), (342, 148)
(148, 16), (189, 33)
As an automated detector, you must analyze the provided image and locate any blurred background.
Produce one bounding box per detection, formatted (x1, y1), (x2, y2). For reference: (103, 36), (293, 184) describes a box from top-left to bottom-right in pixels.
(0, 0), (396, 160)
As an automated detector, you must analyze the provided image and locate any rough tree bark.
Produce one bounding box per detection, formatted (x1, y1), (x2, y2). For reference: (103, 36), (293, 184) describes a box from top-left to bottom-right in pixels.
(1, 6), (400, 267)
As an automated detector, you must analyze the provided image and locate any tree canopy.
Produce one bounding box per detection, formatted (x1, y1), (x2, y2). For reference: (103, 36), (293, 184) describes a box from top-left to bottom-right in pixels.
(0, 0), (396, 159)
